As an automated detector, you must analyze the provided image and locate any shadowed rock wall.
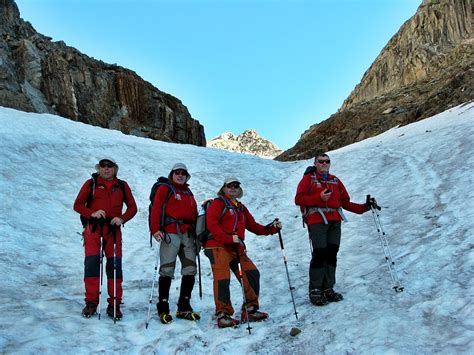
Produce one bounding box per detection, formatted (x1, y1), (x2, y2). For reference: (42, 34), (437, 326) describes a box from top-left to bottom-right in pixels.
(0, 0), (205, 145)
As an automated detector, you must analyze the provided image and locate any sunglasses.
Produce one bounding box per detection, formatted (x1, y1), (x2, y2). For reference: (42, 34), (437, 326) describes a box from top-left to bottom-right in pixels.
(99, 162), (115, 168)
(317, 159), (331, 164)
(226, 182), (240, 189)
(173, 170), (187, 176)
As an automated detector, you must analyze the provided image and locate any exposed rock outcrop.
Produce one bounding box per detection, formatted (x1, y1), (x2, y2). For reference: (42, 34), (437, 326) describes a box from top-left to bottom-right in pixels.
(0, 0), (205, 145)
(277, 0), (473, 161)
(208, 129), (282, 158)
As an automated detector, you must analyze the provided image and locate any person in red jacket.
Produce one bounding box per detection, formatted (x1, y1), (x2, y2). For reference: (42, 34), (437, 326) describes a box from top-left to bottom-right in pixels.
(295, 153), (371, 306)
(204, 177), (281, 328)
(73, 157), (137, 319)
(150, 163), (199, 324)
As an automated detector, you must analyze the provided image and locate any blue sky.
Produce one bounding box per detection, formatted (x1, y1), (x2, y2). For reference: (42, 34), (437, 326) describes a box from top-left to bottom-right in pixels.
(16, 0), (420, 150)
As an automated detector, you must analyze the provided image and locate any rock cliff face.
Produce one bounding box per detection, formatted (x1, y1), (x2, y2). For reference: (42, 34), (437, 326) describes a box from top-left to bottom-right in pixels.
(0, 0), (205, 145)
(277, 0), (473, 161)
(207, 129), (282, 158)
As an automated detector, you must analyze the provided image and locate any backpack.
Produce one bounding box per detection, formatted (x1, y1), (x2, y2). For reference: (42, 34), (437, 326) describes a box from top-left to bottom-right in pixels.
(195, 196), (237, 250)
(148, 177), (176, 245)
(81, 172), (126, 228)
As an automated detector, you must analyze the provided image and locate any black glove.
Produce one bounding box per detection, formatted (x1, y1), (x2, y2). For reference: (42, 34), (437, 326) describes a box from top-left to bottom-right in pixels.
(366, 195), (381, 210)
(265, 218), (282, 230)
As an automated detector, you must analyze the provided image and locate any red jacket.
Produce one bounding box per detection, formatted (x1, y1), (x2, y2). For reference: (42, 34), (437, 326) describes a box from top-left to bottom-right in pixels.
(74, 176), (137, 223)
(150, 182), (197, 235)
(205, 196), (277, 251)
(295, 172), (367, 225)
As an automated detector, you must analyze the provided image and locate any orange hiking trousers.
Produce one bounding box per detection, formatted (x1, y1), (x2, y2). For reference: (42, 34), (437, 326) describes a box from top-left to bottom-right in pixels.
(204, 247), (261, 316)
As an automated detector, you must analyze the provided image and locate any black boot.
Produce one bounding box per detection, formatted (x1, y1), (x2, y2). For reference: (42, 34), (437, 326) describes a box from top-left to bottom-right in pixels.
(177, 275), (195, 311)
(176, 275), (200, 321)
(157, 276), (173, 324)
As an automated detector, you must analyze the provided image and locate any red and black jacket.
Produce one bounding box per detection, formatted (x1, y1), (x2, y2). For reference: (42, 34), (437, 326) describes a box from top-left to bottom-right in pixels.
(150, 182), (197, 235)
(74, 176), (137, 224)
(295, 172), (367, 225)
(205, 196), (277, 252)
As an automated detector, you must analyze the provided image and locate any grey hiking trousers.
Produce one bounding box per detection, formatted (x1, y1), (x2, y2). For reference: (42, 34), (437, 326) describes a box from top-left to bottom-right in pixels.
(308, 221), (341, 290)
(159, 231), (197, 278)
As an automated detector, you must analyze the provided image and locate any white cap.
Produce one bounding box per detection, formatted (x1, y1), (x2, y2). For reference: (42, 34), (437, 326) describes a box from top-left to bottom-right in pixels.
(224, 177), (241, 185)
(169, 162), (191, 182)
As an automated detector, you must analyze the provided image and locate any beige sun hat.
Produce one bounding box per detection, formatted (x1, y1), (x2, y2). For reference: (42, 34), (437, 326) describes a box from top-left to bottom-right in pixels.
(168, 162), (191, 182)
(217, 177), (243, 198)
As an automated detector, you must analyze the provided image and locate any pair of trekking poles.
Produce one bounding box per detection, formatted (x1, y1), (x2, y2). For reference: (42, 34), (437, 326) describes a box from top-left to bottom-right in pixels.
(145, 221), (299, 332)
(367, 196), (404, 292)
(231, 224), (300, 335)
(306, 197), (404, 292)
(94, 219), (120, 323)
(144, 234), (203, 329)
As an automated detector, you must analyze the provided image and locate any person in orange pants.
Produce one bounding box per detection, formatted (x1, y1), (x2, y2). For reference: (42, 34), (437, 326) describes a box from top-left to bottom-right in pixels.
(204, 177), (281, 328)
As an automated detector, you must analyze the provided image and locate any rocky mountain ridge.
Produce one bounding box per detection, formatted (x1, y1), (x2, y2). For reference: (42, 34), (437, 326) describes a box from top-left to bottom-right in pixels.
(0, 0), (205, 145)
(207, 129), (282, 158)
(277, 0), (473, 161)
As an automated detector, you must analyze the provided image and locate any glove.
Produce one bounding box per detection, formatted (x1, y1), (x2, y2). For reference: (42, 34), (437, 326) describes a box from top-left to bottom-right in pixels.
(266, 218), (282, 231)
(366, 195), (381, 210)
(273, 220), (282, 230)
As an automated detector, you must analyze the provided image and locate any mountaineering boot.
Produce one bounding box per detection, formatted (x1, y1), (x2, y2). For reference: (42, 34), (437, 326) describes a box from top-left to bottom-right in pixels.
(157, 276), (173, 324)
(217, 312), (240, 328)
(241, 307), (269, 322)
(309, 289), (329, 306)
(82, 302), (98, 318)
(176, 310), (201, 321)
(323, 288), (344, 302)
(106, 304), (123, 320)
(157, 301), (173, 324)
(176, 275), (200, 321)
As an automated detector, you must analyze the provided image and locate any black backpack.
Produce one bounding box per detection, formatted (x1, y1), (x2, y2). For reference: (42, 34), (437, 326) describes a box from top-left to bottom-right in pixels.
(195, 196), (237, 250)
(148, 177), (177, 246)
(81, 172), (126, 228)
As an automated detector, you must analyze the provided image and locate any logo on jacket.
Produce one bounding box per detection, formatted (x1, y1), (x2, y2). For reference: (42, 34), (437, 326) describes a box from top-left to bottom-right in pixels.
(175, 194), (182, 200)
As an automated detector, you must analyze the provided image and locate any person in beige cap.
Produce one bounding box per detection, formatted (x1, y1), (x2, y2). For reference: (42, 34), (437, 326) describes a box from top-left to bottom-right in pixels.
(203, 177), (282, 328)
(74, 157), (137, 320)
(150, 163), (199, 324)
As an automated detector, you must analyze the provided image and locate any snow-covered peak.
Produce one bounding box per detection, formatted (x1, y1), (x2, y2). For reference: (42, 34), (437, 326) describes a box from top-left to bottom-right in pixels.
(207, 128), (282, 158)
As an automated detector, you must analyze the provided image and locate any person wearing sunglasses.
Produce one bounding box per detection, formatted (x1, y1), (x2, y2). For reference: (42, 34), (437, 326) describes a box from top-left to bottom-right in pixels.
(150, 163), (199, 324)
(74, 157), (137, 319)
(204, 177), (282, 328)
(295, 153), (370, 307)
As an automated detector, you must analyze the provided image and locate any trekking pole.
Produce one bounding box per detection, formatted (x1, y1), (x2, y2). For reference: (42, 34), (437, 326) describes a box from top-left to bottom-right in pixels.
(192, 230), (203, 299)
(368, 196), (404, 293)
(277, 227), (298, 320)
(145, 242), (160, 329)
(112, 225), (118, 323)
(94, 218), (105, 320)
(234, 244), (252, 335)
(196, 247), (202, 300)
(97, 222), (105, 320)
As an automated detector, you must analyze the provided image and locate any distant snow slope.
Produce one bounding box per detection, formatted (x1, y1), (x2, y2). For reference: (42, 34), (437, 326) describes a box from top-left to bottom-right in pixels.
(0, 103), (473, 354)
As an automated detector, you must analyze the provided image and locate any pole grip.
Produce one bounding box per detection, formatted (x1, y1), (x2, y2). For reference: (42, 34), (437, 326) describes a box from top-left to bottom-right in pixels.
(278, 230), (284, 250)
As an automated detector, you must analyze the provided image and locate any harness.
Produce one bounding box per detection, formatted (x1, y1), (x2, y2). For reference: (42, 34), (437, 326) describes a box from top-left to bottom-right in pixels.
(303, 174), (347, 225)
(304, 207), (347, 225)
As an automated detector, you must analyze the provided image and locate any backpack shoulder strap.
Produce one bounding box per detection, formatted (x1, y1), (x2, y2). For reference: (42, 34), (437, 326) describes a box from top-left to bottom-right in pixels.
(217, 197), (240, 229)
(304, 166), (316, 175)
(117, 178), (128, 203)
(86, 173), (99, 206)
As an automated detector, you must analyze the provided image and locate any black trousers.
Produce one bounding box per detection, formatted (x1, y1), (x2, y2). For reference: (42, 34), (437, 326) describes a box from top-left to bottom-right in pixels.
(308, 221), (341, 290)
